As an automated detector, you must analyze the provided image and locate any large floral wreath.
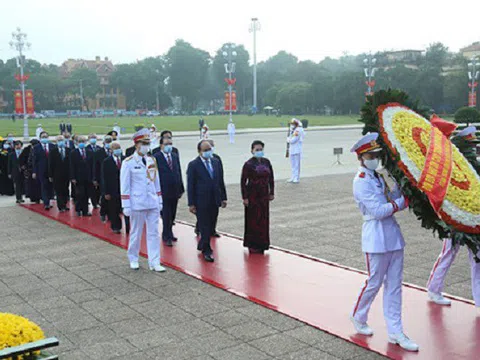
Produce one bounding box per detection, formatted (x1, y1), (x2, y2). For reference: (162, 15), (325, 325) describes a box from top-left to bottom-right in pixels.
(360, 89), (480, 255)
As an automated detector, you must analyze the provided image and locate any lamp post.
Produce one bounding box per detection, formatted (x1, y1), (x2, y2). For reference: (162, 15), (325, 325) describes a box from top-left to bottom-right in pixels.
(223, 44), (237, 123)
(363, 54), (377, 97)
(155, 69), (161, 112)
(249, 18), (260, 114)
(468, 57), (479, 108)
(9, 27), (30, 140)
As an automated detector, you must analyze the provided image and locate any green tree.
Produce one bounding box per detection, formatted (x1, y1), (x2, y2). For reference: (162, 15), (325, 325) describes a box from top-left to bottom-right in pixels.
(454, 106), (480, 125)
(67, 68), (100, 110)
(166, 39), (210, 112)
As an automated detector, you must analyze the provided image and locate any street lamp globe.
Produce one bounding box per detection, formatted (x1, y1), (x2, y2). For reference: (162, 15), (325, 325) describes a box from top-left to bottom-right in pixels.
(222, 51), (228, 58)
(232, 51), (237, 57)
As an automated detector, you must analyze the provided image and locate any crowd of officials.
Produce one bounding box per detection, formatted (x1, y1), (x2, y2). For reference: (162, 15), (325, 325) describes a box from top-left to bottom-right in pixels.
(0, 124), (277, 264)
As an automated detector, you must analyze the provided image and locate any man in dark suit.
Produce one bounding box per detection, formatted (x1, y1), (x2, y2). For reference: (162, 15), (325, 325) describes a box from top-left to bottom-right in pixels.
(59, 122), (66, 134)
(194, 139), (223, 237)
(187, 140), (227, 262)
(63, 132), (75, 151)
(48, 135), (70, 212)
(32, 131), (56, 210)
(87, 133), (102, 208)
(154, 137), (184, 246)
(8, 140), (25, 203)
(94, 135), (112, 221)
(70, 136), (93, 216)
(66, 123), (73, 134)
(102, 142), (124, 233)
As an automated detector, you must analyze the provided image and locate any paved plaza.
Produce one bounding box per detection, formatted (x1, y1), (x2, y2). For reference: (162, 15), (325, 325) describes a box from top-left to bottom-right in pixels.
(0, 130), (476, 359)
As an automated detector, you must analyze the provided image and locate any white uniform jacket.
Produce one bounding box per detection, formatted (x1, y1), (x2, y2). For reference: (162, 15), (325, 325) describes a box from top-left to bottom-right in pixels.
(120, 152), (162, 211)
(287, 127), (305, 155)
(353, 167), (407, 254)
(227, 123), (235, 134)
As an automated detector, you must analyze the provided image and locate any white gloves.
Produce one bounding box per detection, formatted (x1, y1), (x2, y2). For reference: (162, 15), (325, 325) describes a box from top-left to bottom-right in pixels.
(123, 207), (131, 217)
(158, 200), (163, 212)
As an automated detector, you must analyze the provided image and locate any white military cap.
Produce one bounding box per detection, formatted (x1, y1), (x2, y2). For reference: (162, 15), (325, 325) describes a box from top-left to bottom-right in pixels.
(350, 132), (382, 155)
(457, 126), (477, 140)
(291, 118), (302, 127)
(132, 128), (150, 143)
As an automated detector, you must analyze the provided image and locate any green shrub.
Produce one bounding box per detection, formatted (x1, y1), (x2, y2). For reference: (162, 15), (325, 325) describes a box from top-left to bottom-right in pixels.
(454, 107), (480, 125)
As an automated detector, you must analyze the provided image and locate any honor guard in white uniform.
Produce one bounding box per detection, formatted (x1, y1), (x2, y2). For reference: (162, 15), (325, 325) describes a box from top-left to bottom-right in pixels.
(201, 125), (210, 140)
(427, 126), (480, 307)
(287, 118), (305, 183)
(350, 133), (419, 352)
(121, 128), (166, 272)
(227, 120), (236, 144)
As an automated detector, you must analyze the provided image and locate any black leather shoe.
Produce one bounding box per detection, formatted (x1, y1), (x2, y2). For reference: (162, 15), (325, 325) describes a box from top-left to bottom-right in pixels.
(45, 206), (51, 210)
(172, 236), (178, 242)
(112, 229), (121, 234)
(100, 215), (106, 223)
(76, 211), (82, 217)
(84, 212), (92, 217)
(165, 239), (173, 247)
(203, 254), (214, 262)
(213, 232), (221, 238)
(194, 229), (199, 235)
(65, 207), (70, 211)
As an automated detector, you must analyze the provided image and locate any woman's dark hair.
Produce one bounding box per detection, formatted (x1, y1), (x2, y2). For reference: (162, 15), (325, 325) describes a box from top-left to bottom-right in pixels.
(251, 140), (265, 150)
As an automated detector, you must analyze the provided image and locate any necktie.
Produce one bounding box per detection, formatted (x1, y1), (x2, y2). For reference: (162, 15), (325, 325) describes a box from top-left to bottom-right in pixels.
(142, 157), (146, 166)
(61, 149), (65, 160)
(206, 160), (214, 178)
(116, 157), (121, 169)
(44, 145), (49, 157)
(81, 150), (86, 160)
(167, 154), (173, 170)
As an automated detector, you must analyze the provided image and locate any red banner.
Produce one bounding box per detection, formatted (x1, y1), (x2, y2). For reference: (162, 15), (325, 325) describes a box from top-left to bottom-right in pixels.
(417, 126), (453, 212)
(25, 90), (34, 114)
(224, 91), (237, 111)
(469, 92), (477, 107)
(14, 90), (23, 114)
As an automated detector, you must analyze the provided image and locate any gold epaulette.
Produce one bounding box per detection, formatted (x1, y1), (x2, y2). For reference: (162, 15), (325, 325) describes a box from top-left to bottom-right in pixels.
(125, 155), (134, 162)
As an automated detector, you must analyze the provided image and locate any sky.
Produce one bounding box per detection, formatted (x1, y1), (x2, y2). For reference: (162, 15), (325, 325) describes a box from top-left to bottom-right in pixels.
(0, 0), (478, 65)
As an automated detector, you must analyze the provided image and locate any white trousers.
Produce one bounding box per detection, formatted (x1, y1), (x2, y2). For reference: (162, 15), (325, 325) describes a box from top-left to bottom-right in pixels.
(229, 133), (235, 143)
(427, 238), (480, 306)
(352, 250), (404, 335)
(128, 209), (161, 267)
(290, 153), (301, 182)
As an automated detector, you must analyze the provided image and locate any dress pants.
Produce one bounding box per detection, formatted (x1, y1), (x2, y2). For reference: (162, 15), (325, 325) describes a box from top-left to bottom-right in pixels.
(427, 238), (480, 306)
(88, 183), (100, 207)
(75, 181), (89, 214)
(128, 209), (160, 267)
(108, 197), (122, 231)
(40, 176), (53, 207)
(229, 133), (235, 143)
(12, 175), (24, 201)
(54, 179), (69, 210)
(100, 196), (108, 217)
(290, 153), (301, 182)
(196, 205), (218, 256)
(352, 249), (404, 335)
(162, 197), (177, 241)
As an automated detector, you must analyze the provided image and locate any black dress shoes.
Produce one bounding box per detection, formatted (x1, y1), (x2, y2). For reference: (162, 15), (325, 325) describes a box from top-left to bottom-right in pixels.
(203, 254), (214, 262)
(165, 239), (173, 247)
(213, 232), (221, 238)
(172, 236), (178, 242)
(76, 211), (82, 217)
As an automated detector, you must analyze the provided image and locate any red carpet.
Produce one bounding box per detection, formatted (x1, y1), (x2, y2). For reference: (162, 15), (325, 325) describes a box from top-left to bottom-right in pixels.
(22, 204), (480, 360)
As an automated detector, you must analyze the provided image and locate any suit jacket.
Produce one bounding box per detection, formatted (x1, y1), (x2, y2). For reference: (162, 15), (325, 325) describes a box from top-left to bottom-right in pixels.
(70, 148), (94, 182)
(102, 155), (124, 198)
(126, 146), (136, 157)
(59, 123), (66, 133)
(154, 151), (184, 199)
(93, 147), (110, 182)
(187, 156), (226, 209)
(48, 147), (70, 182)
(8, 151), (22, 179)
(66, 124), (72, 133)
(32, 143), (56, 179)
(213, 153), (223, 171)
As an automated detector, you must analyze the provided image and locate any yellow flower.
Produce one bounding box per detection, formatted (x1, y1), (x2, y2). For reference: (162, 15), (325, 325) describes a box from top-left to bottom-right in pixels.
(0, 313), (45, 360)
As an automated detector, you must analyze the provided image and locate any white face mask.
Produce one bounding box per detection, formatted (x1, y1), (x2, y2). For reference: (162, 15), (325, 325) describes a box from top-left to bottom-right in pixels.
(139, 145), (150, 155)
(363, 158), (379, 170)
